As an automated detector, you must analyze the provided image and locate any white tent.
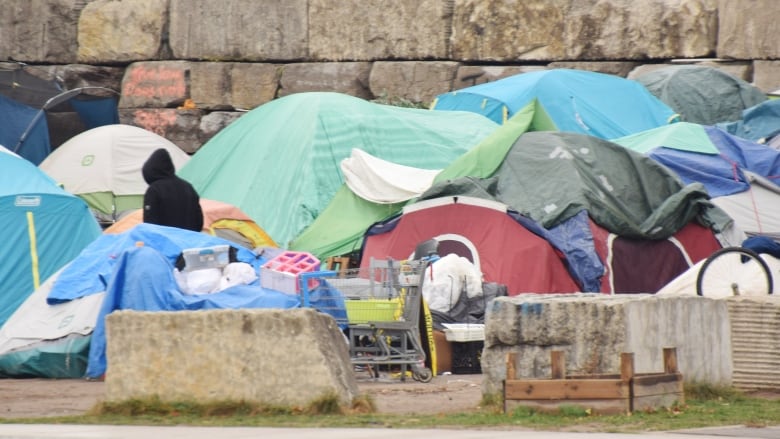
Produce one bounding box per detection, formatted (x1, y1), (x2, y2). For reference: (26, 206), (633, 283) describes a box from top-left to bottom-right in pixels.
(39, 124), (190, 221)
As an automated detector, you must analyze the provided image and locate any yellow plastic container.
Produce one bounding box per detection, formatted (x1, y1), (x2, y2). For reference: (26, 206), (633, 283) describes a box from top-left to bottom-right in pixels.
(345, 298), (401, 323)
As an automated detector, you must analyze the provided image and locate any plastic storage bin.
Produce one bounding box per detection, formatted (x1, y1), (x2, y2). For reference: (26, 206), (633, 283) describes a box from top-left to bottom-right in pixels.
(181, 245), (231, 272)
(260, 251), (320, 294)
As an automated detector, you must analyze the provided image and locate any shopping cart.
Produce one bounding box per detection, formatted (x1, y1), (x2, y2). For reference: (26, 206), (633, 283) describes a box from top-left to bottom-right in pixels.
(300, 257), (433, 382)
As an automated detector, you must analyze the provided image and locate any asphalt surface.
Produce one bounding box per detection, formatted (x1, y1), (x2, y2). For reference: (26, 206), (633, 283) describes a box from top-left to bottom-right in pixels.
(1, 425), (779, 439)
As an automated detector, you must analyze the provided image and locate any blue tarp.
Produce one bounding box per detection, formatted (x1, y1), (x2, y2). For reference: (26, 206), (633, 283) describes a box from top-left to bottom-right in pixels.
(645, 126), (780, 197)
(718, 99), (780, 143)
(432, 69), (676, 139)
(47, 223), (347, 378)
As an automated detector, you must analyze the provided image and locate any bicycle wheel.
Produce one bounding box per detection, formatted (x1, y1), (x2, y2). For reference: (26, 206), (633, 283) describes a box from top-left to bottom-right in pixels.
(696, 247), (773, 297)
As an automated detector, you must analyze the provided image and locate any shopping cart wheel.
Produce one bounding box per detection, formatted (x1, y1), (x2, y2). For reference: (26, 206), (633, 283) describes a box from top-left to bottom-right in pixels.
(696, 246), (773, 296)
(412, 367), (433, 383)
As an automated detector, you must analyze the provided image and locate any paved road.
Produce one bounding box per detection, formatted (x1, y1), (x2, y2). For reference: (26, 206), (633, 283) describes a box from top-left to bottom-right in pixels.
(1, 424), (779, 438)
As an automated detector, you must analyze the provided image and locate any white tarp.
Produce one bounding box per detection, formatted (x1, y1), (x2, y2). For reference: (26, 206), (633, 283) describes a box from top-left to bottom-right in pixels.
(341, 148), (440, 204)
(656, 253), (780, 297)
(712, 172), (780, 238)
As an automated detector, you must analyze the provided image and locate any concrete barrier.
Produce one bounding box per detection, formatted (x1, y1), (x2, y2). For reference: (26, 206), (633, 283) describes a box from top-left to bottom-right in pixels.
(482, 294), (734, 395)
(104, 308), (358, 407)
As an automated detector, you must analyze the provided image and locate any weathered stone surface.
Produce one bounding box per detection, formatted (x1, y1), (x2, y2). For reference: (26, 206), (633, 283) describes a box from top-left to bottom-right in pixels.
(718, 0), (780, 60)
(119, 108), (201, 153)
(753, 60), (780, 92)
(230, 63), (281, 110)
(0, 0), (86, 63)
(546, 61), (641, 78)
(628, 60), (754, 82)
(566, 0), (718, 60)
(52, 64), (125, 91)
(482, 294), (732, 395)
(78, 0), (168, 63)
(369, 61), (459, 106)
(452, 66), (546, 90)
(189, 62), (230, 110)
(199, 111), (244, 145)
(169, 0), (307, 61)
(309, 0), (450, 61)
(279, 62), (372, 99)
(120, 62), (190, 109)
(451, 0), (718, 61)
(451, 0), (568, 61)
(105, 308), (359, 406)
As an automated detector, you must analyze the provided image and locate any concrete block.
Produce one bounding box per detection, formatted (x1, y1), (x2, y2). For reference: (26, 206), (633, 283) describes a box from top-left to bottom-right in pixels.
(105, 308), (359, 406)
(483, 294), (732, 395)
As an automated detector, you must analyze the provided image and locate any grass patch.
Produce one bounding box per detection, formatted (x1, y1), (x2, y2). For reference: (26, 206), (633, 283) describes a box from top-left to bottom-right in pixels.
(5, 385), (779, 432)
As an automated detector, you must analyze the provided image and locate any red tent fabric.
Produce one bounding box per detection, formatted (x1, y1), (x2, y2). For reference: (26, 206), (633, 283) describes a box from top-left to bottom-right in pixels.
(360, 197), (580, 295)
(590, 220), (721, 293)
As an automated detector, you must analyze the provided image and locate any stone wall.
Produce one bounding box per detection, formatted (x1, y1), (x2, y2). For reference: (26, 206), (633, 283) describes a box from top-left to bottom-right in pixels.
(1, 0), (779, 152)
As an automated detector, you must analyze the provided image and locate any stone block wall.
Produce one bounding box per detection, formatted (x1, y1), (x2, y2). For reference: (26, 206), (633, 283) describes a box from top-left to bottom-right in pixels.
(1, 0), (779, 152)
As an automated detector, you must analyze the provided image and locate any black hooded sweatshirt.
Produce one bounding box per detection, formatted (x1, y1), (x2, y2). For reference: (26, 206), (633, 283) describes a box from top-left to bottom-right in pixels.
(142, 148), (204, 232)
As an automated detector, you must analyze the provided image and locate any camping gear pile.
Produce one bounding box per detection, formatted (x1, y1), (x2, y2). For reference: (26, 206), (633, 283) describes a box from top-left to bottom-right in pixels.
(2, 66), (779, 379)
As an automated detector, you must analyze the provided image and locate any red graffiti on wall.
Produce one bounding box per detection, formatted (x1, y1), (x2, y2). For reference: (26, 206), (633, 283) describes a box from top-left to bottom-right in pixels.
(132, 109), (178, 136)
(124, 65), (186, 100)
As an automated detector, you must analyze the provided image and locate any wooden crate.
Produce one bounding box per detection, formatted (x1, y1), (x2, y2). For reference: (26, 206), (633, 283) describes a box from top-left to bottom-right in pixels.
(504, 348), (684, 414)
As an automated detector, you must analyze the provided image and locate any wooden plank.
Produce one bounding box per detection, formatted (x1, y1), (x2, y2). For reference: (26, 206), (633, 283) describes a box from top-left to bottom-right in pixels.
(663, 347), (679, 374)
(633, 376), (684, 398)
(505, 379), (629, 400)
(506, 352), (517, 380)
(633, 393), (684, 412)
(620, 352), (634, 382)
(633, 373), (683, 388)
(505, 398), (629, 415)
(551, 351), (565, 379)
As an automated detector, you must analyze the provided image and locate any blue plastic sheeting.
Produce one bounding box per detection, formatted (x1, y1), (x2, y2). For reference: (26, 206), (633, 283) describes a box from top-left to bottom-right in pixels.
(719, 99), (780, 143)
(546, 211), (605, 293)
(647, 126), (780, 197)
(85, 245), (302, 378)
(47, 223), (263, 304)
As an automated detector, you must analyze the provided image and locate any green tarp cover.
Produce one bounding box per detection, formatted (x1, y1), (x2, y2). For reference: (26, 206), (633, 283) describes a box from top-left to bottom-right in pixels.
(637, 65), (767, 126)
(495, 132), (716, 239)
(179, 92), (498, 247)
(290, 100), (549, 258)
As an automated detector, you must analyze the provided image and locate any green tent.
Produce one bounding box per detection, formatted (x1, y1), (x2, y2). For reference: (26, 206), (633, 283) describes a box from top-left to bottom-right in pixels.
(290, 99), (555, 258)
(179, 92), (498, 248)
(636, 65), (767, 126)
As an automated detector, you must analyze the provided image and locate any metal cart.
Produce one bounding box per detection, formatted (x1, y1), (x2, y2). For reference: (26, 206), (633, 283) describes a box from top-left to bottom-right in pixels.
(300, 257), (433, 382)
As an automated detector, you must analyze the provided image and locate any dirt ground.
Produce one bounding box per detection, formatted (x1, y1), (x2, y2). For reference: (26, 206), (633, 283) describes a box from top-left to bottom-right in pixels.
(0, 373), (484, 419)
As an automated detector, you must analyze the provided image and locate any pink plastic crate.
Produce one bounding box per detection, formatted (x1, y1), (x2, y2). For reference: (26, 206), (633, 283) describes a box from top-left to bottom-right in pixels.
(260, 251), (320, 293)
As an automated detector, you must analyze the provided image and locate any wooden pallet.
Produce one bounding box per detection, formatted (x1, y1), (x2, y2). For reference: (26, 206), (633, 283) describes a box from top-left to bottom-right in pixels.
(504, 348), (684, 414)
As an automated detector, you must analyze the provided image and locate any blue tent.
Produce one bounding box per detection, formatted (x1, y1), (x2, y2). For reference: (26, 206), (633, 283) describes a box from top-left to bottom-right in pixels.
(0, 146), (101, 327)
(431, 69), (677, 139)
(613, 123), (780, 197)
(0, 65), (119, 165)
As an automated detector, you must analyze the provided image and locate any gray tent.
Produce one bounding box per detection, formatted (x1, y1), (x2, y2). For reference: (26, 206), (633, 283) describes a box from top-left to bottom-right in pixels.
(636, 65), (766, 126)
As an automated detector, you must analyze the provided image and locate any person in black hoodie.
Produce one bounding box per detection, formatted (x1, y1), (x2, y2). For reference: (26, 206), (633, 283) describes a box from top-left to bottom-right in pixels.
(141, 148), (204, 232)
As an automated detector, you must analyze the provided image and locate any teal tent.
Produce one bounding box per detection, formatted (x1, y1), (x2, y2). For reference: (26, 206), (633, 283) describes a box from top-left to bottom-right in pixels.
(179, 92), (499, 247)
(0, 146), (101, 327)
(431, 69), (677, 139)
(290, 99), (554, 258)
